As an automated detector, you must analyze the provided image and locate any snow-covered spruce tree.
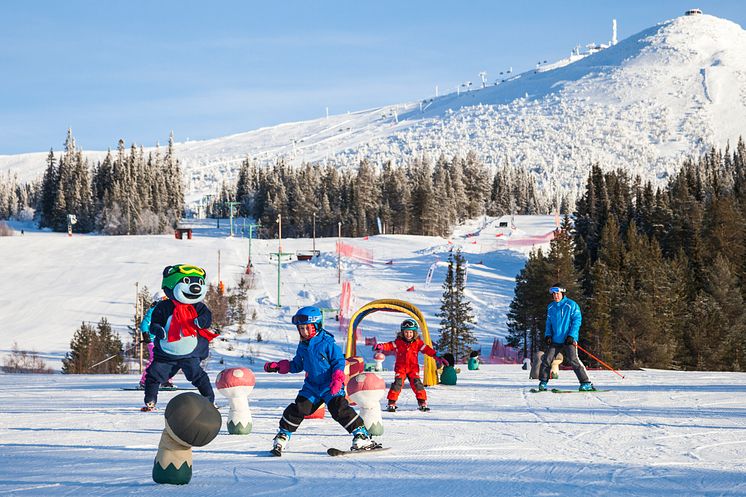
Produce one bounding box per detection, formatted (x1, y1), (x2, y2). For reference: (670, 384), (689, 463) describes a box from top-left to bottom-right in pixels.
(380, 161), (410, 234)
(461, 150), (490, 219)
(437, 249), (476, 360)
(62, 318), (127, 374)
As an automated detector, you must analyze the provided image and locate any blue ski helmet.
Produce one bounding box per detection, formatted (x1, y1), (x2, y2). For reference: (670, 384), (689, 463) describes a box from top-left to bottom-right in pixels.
(292, 306), (323, 332)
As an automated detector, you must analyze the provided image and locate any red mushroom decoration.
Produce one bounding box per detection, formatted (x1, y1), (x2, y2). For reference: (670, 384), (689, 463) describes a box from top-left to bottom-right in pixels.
(215, 367), (256, 435)
(346, 372), (386, 436)
(373, 351), (385, 372)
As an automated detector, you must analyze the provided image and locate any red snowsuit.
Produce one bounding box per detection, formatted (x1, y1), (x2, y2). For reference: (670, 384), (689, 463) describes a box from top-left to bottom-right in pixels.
(380, 332), (437, 403)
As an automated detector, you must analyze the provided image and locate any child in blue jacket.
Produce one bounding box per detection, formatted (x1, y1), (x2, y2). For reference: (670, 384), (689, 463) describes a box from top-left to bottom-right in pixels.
(264, 306), (379, 455)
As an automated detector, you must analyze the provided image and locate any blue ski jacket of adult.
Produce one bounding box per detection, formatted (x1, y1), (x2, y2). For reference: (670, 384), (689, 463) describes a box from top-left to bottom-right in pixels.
(545, 296), (582, 344)
(288, 329), (346, 404)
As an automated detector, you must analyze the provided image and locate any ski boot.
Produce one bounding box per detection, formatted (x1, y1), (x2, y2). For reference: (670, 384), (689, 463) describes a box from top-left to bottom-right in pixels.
(417, 401), (430, 412)
(350, 425), (379, 451)
(270, 429), (291, 456)
(160, 380), (176, 390)
(537, 381), (548, 392)
(386, 401), (398, 412)
(579, 382), (596, 392)
(140, 401), (156, 412)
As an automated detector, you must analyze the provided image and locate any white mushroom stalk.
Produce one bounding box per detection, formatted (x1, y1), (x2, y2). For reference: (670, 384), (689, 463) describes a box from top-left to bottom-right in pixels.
(346, 373), (386, 436)
(215, 367), (256, 435)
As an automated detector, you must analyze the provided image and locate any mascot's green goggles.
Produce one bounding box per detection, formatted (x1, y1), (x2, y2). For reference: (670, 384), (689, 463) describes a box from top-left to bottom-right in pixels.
(162, 264), (206, 289)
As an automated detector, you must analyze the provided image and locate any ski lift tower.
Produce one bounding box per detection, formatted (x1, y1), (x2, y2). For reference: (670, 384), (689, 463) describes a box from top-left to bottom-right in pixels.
(245, 222), (261, 274)
(226, 201), (241, 237)
(479, 71), (487, 88)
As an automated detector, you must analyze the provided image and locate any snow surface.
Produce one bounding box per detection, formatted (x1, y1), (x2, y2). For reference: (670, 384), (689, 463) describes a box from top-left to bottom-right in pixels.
(2, 366), (746, 496)
(2, 13), (746, 203)
(3, 216), (746, 496)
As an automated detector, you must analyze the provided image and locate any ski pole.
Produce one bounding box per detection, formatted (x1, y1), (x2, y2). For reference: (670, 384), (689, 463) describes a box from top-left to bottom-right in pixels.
(575, 343), (625, 379)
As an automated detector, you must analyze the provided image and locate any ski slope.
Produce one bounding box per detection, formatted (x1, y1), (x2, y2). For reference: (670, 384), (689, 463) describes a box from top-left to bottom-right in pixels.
(0, 215), (555, 368)
(1, 367), (745, 496)
(2, 217), (746, 495)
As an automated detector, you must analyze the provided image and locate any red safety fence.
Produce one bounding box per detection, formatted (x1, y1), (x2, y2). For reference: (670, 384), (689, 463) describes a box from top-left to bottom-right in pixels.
(485, 338), (525, 364)
(339, 280), (353, 337)
(493, 230), (556, 247)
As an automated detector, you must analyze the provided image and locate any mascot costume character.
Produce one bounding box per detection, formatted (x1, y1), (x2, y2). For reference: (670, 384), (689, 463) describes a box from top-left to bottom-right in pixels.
(141, 264), (218, 411)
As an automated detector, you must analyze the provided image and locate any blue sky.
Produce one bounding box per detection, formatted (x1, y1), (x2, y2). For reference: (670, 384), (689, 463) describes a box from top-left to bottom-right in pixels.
(1, 0), (744, 155)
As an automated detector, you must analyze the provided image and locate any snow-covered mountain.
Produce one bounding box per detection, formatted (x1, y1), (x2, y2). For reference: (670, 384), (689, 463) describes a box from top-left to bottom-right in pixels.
(2, 13), (745, 201)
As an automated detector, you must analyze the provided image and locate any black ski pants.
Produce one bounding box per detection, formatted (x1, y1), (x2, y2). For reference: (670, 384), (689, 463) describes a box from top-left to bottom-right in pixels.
(279, 394), (364, 434)
(539, 343), (590, 384)
(144, 357), (215, 404)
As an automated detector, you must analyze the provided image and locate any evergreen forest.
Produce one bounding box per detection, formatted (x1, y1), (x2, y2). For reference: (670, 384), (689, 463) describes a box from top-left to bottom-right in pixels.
(508, 139), (746, 371)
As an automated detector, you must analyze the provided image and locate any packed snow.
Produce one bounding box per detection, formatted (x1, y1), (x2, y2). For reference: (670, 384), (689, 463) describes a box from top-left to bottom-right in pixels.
(2, 217), (746, 496)
(2, 13), (746, 203)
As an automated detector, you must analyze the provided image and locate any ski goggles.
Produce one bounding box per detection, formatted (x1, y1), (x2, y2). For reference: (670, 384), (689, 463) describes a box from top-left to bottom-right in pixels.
(167, 264), (206, 278)
(162, 264), (206, 289)
(549, 286), (567, 294)
(291, 313), (322, 325)
(401, 319), (419, 331)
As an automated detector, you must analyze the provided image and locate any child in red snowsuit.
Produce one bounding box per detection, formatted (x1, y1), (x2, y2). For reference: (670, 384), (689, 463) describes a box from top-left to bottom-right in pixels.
(374, 318), (445, 412)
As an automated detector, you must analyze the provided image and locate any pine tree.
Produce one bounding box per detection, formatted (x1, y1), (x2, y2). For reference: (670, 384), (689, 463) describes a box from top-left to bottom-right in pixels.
(408, 158), (437, 235)
(437, 250), (476, 359)
(62, 318), (127, 374)
(507, 248), (550, 360)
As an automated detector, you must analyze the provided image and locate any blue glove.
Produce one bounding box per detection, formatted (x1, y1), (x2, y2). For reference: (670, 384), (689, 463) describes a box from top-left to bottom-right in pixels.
(151, 324), (166, 340)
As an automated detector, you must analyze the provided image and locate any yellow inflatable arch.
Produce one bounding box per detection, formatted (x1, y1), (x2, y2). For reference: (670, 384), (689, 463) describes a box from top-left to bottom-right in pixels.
(346, 299), (437, 386)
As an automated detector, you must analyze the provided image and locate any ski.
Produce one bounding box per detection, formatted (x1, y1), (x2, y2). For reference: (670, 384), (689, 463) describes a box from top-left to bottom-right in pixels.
(327, 444), (388, 457)
(551, 388), (610, 394)
(529, 388), (548, 393)
(121, 387), (197, 391)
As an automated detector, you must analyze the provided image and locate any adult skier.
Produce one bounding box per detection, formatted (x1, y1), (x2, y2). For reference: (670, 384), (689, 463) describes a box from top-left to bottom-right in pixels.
(264, 306), (379, 456)
(537, 284), (594, 392)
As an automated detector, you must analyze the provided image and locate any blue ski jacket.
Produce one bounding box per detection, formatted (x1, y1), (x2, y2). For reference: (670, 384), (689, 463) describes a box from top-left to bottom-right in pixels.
(139, 306), (156, 340)
(545, 296), (582, 344)
(288, 329), (346, 404)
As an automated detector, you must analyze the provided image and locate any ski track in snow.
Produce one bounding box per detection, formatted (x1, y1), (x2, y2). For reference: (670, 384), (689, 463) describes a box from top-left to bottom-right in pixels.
(3, 367), (746, 495)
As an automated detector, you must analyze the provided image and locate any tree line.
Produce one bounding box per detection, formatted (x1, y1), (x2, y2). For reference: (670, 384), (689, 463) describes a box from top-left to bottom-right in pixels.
(208, 151), (549, 238)
(1, 129), (184, 234)
(508, 138), (746, 371)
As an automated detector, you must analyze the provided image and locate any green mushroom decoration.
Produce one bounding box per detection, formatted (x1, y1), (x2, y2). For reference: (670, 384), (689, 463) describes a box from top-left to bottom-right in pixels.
(152, 392), (221, 485)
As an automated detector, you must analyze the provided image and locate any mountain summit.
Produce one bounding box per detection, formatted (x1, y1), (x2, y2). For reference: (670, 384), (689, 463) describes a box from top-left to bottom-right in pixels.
(2, 13), (745, 199)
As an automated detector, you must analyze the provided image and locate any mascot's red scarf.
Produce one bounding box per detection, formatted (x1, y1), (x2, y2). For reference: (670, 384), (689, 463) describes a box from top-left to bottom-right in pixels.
(169, 301), (219, 342)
